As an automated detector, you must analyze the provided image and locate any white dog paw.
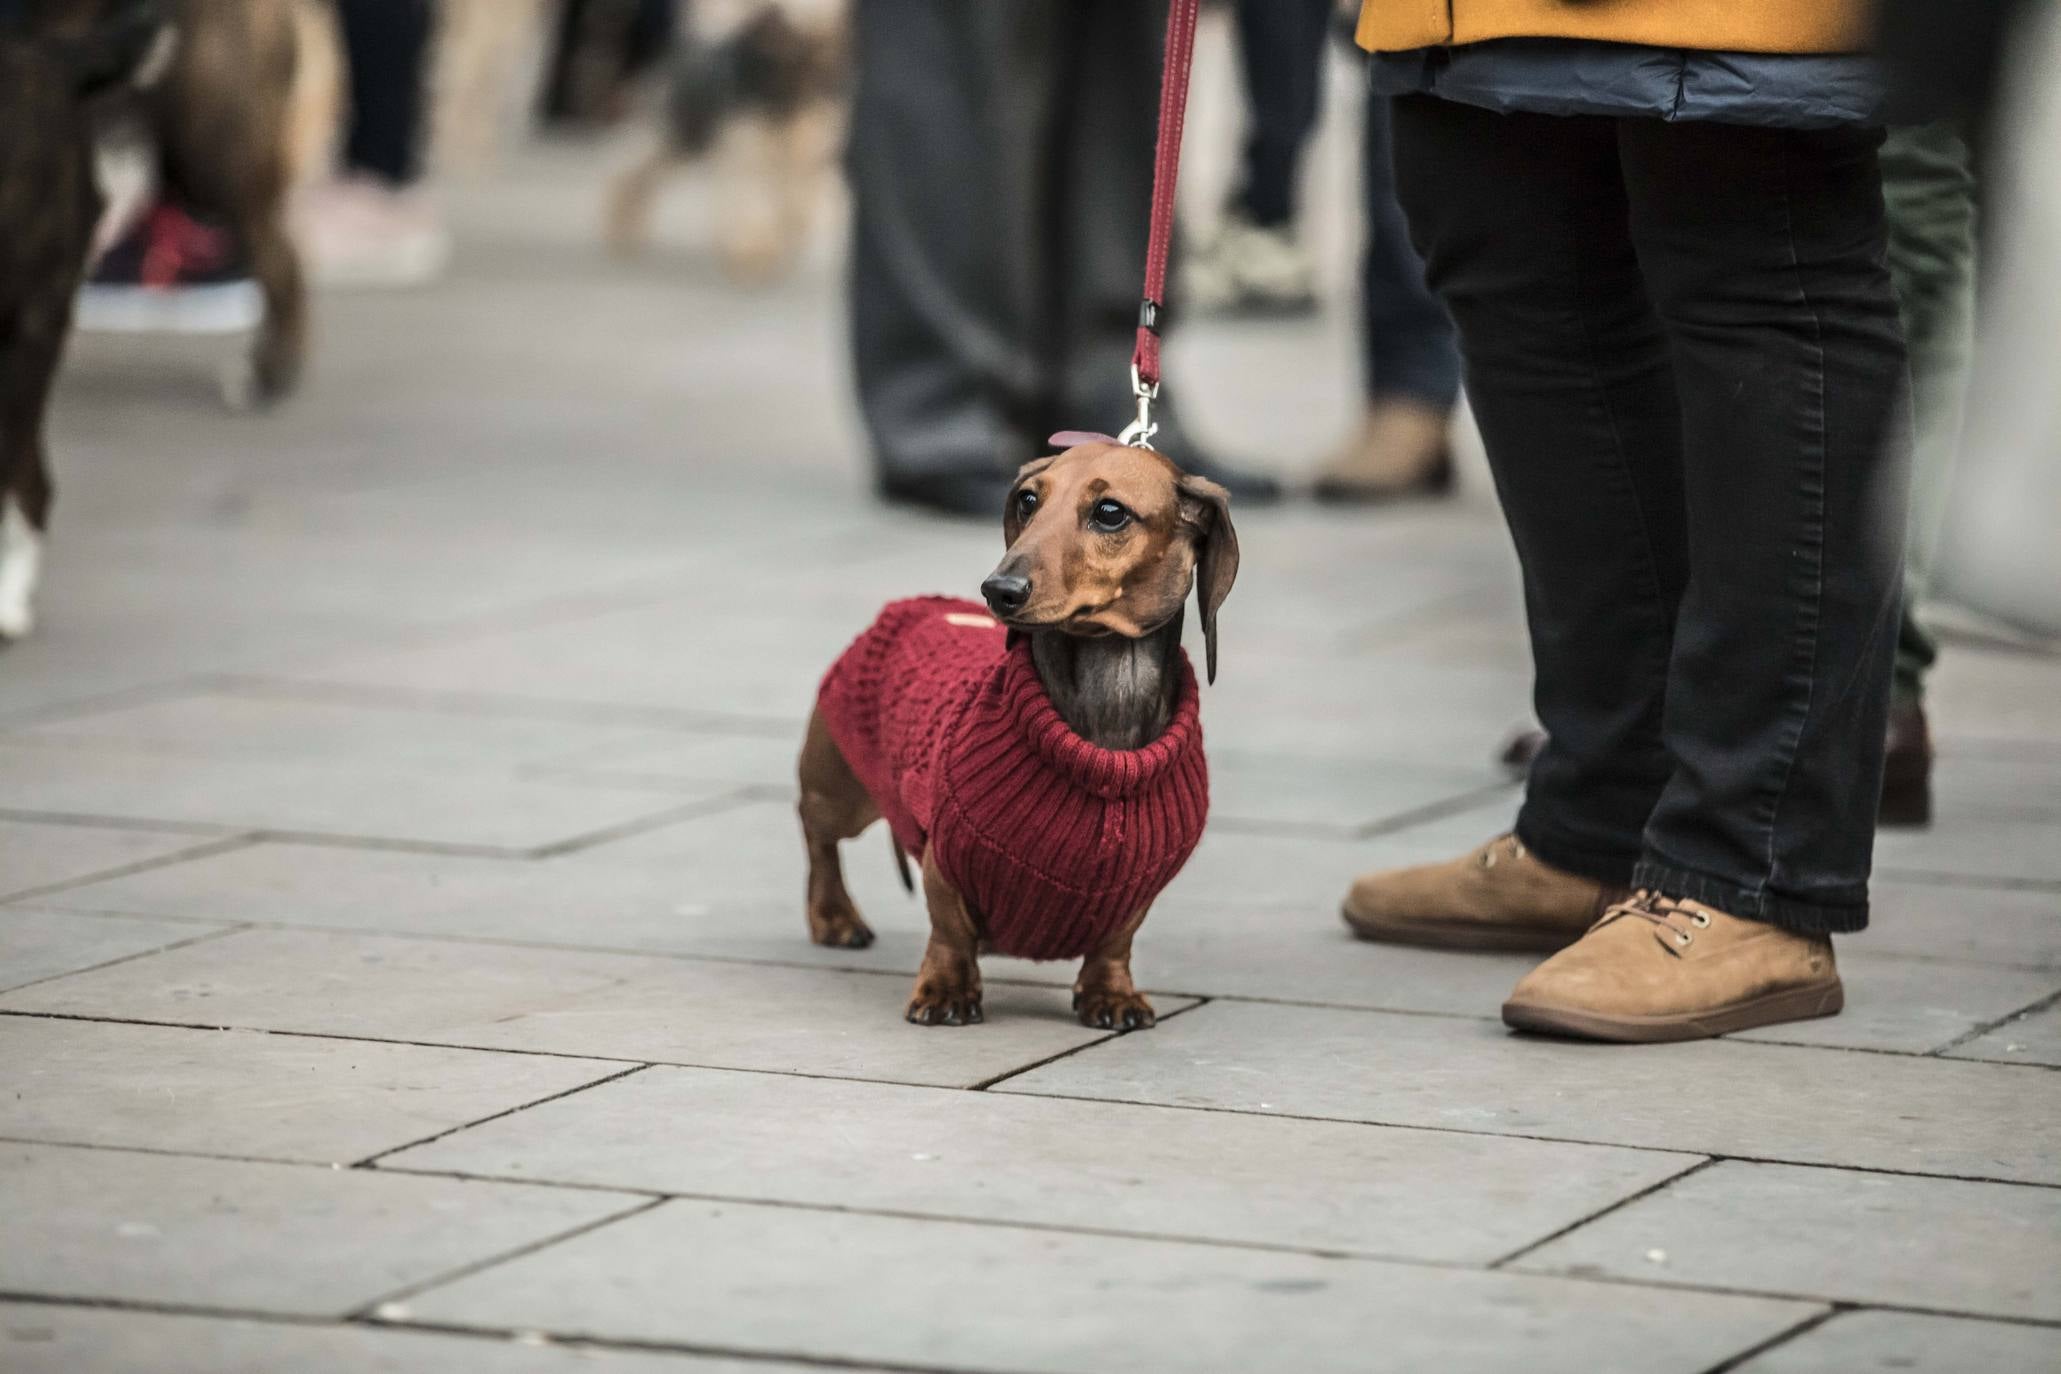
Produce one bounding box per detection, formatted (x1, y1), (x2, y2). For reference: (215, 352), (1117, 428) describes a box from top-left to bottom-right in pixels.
(0, 498), (43, 642)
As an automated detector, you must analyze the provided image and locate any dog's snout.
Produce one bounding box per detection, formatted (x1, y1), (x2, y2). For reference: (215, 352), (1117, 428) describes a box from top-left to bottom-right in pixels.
(981, 572), (1031, 616)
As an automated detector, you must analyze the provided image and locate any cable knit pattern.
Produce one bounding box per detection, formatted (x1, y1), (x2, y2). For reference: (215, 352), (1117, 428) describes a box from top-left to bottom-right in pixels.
(817, 597), (1209, 962)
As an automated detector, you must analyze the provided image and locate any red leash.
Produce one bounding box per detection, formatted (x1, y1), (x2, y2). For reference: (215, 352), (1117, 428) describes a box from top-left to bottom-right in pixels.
(1117, 0), (1203, 450)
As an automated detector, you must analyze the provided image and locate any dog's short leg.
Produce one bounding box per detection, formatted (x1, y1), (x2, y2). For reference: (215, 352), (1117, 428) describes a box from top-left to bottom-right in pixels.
(908, 848), (983, 1026)
(604, 142), (680, 257)
(797, 707), (878, 949)
(1073, 906), (1156, 1031)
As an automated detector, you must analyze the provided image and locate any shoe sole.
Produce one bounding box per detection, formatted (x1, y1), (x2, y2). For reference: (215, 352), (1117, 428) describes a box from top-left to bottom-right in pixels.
(1341, 906), (1586, 954)
(1501, 980), (1845, 1044)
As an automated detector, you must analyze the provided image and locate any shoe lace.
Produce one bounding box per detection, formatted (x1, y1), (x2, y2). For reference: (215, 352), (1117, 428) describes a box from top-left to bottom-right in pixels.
(1597, 890), (1711, 955)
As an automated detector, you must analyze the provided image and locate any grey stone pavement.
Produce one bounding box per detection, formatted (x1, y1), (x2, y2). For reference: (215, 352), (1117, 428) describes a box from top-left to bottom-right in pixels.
(4, 100), (2061, 1373)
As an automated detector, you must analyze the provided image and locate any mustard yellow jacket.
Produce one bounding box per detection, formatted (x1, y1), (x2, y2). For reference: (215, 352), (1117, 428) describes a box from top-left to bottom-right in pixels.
(1356, 1), (1873, 55)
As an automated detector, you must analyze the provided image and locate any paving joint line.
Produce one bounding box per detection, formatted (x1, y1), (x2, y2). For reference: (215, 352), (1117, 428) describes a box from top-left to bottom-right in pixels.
(0, 925), (250, 998)
(967, 997), (1211, 1092)
(0, 834), (261, 907)
(1928, 983), (2061, 1058)
(1485, 1156), (1720, 1269)
(214, 673), (797, 737)
(1696, 1305), (1846, 1374)
(986, 1086), (2061, 1190)
(343, 1195), (668, 1323)
(352, 1063), (656, 1169)
(1353, 780), (1524, 842)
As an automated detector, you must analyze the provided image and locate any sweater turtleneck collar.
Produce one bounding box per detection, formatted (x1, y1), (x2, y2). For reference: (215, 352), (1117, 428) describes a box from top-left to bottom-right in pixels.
(976, 636), (1203, 801)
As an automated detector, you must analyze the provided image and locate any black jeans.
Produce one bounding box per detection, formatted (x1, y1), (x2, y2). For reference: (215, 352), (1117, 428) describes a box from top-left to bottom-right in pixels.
(336, 0), (435, 187)
(1390, 97), (1909, 932)
(1230, 0), (1330, 228)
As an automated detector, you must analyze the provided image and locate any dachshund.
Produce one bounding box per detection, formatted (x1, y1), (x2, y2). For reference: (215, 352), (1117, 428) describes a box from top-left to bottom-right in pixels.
(797, 438), (1239, 1030)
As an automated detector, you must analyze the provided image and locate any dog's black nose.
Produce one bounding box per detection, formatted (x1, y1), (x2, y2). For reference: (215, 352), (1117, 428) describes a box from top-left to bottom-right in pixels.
(981, 572), (1031, 616)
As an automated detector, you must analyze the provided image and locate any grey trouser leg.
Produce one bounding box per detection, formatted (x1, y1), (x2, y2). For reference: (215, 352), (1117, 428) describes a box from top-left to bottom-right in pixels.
(1880, 122), (1978, 703)
(846, 0), (1163, 486)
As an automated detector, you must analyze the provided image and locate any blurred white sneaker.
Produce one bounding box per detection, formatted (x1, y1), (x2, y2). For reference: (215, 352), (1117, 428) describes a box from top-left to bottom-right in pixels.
(294, 176), (451, 289)
(1180, 209), (1318, 317)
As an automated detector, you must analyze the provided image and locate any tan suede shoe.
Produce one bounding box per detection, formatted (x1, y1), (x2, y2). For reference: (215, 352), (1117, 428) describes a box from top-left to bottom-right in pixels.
(1312, 399), (1454, 503)
(1502, 893), (1843, 1043)
(1341, 834), (1624, 952)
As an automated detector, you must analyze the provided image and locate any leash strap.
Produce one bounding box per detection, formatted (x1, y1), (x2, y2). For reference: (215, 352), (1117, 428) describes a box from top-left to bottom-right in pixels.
(1118, 0), (1202, 448)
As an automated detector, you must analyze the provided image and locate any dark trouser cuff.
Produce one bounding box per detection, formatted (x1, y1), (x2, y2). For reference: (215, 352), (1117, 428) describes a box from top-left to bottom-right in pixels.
(1632, 860), (1868, 935)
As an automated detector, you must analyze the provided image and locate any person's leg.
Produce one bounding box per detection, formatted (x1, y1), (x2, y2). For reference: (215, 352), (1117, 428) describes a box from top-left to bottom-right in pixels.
(846, 0), (1043, 508)
(1359, 94), (1461, 412)
(1315, 91), (1464, 501)
(1341, 96), (1683, 951)
(1877, 123), (1976, 821)
(1229, 0), (1330, 229)
(335, 0), (435, 187)
(1395, 98), (1685, 879)
(1616, 119), (1909, 932)
(1183, 0), (1328, 316)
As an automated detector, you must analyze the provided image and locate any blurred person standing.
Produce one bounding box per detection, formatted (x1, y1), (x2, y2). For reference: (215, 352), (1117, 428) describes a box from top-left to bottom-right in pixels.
(297, 0), (451, 287)
(1183, 0), (1462, 501)
(1338, 2), (1911, 1041)
(845, 0), (1280, 516)
(1875, 122), (1977, 824)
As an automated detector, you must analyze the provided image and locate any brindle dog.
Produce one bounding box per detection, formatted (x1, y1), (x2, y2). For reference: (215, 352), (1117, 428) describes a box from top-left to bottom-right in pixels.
(796, 441), (1239, 1029)
(0, 0), (161, 641)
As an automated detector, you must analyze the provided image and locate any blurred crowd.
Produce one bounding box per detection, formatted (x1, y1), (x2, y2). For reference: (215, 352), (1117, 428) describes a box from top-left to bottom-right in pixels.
(1, 0), (2056, 1042)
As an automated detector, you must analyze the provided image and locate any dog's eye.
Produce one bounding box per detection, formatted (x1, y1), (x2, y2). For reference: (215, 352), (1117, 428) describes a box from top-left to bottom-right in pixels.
(1090, 499), (1133, 533)
(1014, 488), (1039, 521)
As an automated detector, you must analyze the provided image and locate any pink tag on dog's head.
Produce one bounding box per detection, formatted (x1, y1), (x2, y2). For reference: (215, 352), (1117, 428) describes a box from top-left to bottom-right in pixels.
(1048, 431), (1119, 450)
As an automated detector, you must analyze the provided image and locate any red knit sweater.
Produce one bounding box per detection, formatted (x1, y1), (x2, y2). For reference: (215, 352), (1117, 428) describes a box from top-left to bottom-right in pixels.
(817, 597), (1209, 962)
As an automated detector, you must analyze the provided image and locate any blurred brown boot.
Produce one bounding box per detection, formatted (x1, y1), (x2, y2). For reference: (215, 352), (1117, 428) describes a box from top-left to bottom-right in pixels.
(1877, 699), (1933, 827)
(1502, 892), (1842, 1043)
(1341, 833), (1624, 952)
(1312, 398), (1453, 503)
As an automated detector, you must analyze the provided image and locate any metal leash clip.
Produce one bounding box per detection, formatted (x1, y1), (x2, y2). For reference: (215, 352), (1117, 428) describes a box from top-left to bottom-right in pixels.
(1117, 364), (1160, 448)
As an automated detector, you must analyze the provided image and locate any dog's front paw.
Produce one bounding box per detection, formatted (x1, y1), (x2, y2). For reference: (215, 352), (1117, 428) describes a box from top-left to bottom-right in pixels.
(1073, 986), (1156, 1032)
(905, 980), (983, 1027)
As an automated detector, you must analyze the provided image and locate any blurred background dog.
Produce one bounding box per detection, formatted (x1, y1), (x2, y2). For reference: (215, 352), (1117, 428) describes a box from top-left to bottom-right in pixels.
(604, 2), (846, 281)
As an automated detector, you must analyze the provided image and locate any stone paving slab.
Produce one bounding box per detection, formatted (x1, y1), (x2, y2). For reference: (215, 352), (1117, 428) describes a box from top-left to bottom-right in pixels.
(0, 1142), (641, 1317)
(1730, 1309), (2061, 1374)
(1861, 882), (2061, 969)
(1000, 1000), (2061, 1183)
(0, 818), (220, 902)
(1944, 996), (2061, 1067)
(1875, 812), (2061, 886)
(398, 1197), (1818, 1374)
(383, 1064), (1702, 1264)
(27, 827), (2055, 1046)
(1513, 1161), (2061, 1320)
(0, 908), (231, 993)
(0, 1017), (623, 1164)
(0, 1306), (853, 1374)
(0, 928), (1174, 1089)
(4, 689), (666, 766)
(0, 743), (732, 854)
(1727, 954), (2059, 1054)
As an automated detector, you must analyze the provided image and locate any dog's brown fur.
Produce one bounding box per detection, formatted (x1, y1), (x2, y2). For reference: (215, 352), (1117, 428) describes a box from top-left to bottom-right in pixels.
(796, 442), (1238, 1029)
(144, 0), (307, 401)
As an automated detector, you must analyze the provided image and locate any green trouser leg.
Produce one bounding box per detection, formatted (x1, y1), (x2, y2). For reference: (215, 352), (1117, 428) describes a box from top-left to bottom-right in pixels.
(1880, 123), (1978, 706)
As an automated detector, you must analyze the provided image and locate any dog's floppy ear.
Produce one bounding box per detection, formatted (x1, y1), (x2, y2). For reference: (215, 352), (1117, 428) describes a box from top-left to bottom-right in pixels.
(1003, 455), (1055, 544)
(1179, 475), (1239, 684)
